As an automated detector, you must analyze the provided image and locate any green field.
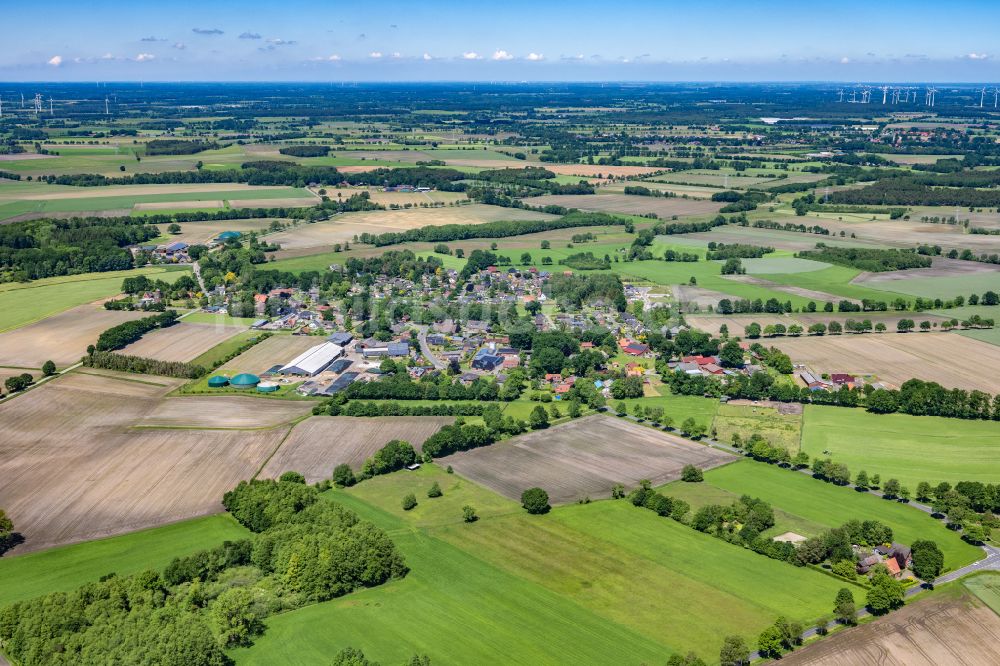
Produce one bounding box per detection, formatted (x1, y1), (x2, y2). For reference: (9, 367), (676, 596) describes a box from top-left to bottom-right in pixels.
(0, 514), (249, 607)
(0, 266), (190, 333)
(695, 459), (981, 570)
(964, 573), (1000, 616)
(711, 403), (803, 452)
(618, 393), (720, 428)
(189, 329), (262, 368)
(801, 405), (1000, 488)
(756, 265), (907, 303)
(235, 465), (853, 664)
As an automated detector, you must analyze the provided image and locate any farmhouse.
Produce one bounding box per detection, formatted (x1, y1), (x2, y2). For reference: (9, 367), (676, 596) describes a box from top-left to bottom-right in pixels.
(471, 348), (504, 371)
(279, 342), (345, 376)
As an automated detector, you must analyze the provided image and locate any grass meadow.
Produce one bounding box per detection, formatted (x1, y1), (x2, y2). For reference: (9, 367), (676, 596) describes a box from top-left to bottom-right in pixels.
(0, 514), (248, 607)
(0, 266), (190, 333)
(801, 405), (1000, 488)
(234, 464), (851, 664)
(697, 460), (981, 570)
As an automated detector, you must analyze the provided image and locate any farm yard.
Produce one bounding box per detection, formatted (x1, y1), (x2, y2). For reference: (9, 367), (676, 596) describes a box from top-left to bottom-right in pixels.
(0, 370), (294, 552)
(259, 416), (454, 483)
(440, 414), (735, 504)
(120, 321), (246, 363)
(801, 405), (1000, 488)
(0, 303), (145, 368)
(777, 586), (1000, 665)
(769, 332), (1000, 393)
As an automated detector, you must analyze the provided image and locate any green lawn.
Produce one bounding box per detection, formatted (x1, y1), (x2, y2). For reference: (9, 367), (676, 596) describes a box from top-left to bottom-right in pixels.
(0, 266), (190, 333)
(875, 272), (1000, 300)
(0, 514), (249, 607)
(181, 312), (261, 326)
(235, 469), (852, 664)
(801, 404), (1000, 488)
(698, 459), (981, 571)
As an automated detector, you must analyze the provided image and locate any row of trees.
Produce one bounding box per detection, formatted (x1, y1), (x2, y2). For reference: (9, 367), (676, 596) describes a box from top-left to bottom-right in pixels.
(796, 246), (932, 272)
(83, 351), (205, 379)
(94, 310), (179, 351)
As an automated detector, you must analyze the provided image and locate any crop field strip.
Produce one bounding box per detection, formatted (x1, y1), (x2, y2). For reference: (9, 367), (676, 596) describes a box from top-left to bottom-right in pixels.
(120, 321), (247, 363)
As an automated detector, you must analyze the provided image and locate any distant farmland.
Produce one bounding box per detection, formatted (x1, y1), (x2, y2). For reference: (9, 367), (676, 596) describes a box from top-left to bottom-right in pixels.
(523, 192), (724, 218)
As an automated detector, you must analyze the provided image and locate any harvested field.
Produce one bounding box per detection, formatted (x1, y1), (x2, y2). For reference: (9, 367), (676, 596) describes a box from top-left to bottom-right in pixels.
(0, 153), (56, 162)
(723, 274), (858, 304)
(9, 183), (302, 200)
(685, 312), (950, 337)
(214, 334), (321, 375)
(778, 588), (1000, 666)
(0, 304), (146, 368)
(770, 332), (1000, 393)
(120, 322), (245, 363)
(852, 256), (1000, 285)
(802, 216), (1000, 254)
(543, 164), (663, 178)
(153, 218), (276, 245)
(268, 204), (556, 255)
(672, 284), (738, 309)
(523, 193), (723, 218)
(0, 370), (289, 552)
(440, 414), (735, 504)
(259, 416), (454, 483)
(137, 395), (312, 429)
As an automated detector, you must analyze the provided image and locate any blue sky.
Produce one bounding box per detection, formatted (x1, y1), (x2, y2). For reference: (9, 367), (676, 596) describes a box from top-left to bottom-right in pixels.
(3, 0), (999, 82)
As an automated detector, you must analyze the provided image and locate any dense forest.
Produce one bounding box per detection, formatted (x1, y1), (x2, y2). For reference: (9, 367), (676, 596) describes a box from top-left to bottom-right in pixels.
(796, 246), (932, 272)
(0, 217), (158, 281)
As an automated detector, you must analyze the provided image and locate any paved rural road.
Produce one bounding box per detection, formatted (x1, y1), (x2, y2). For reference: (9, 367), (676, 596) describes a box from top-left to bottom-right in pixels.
(414, 325), (447, 370)
(192, 260), (207, 295)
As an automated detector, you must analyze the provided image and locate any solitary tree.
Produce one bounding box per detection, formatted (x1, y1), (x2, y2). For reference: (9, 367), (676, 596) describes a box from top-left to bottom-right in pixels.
(402, 493), (418, 511)
(427, 482), (443, 498)
(910, 540), (944, 580)
(529, 405), (550, 429)
(521, 487), (550, 515)
(332, 464), (356, 487)
(757, 625), (784, 659)
(167, 223), (182, 234)
(719, 635), (749, 666)
(834, 588), (856, 625)
(41, 360), (56, 376)
(681, 465), (704, 482)
(462, 505), (478, 523)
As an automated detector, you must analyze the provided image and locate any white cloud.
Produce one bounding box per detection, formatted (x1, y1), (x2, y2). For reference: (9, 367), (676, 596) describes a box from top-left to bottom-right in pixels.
(47, 55), (63, 67)
(840, 56), (850, 64)
(967, 52), (989, 60)
(101, 52), (115, 60)
(462, 51), (481, 60)
(391, 51), (401, 59)
(525, 52), (544, 61)
(492, 49), (514, 61)
(562, 53), (584, 61)
(135, 53), (156, 62)
(327, 54), (341, 61)
(422, 52), (434, 61)
(369, 51), (383, 59)
(173, 42), (186, 50)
